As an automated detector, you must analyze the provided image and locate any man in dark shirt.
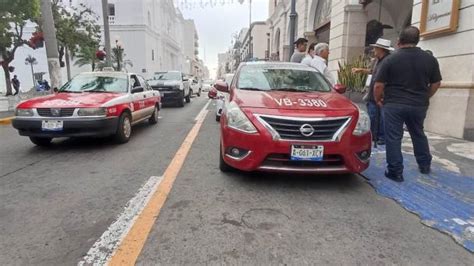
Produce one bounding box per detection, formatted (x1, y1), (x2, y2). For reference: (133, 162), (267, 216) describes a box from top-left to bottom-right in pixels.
(374, 26), (442, 182)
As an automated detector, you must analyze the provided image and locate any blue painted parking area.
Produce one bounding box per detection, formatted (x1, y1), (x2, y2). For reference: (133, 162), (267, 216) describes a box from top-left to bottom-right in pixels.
(363, 147), (474, 252)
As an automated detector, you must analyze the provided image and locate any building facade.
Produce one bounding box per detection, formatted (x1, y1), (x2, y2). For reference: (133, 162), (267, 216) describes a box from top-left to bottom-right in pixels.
(240, 22), (271, 62)
(266, 0), (474, 140)
(1, 0), (203, 94)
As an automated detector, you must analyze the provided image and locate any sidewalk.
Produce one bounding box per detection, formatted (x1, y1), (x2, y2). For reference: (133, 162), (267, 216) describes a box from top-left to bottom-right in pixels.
(0, 90), (48, 123)
(362, 131), (474, 252)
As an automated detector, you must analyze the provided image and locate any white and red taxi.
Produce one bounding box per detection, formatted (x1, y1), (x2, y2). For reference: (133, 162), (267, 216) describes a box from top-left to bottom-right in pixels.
(12, 71), (161, 146)
(216, 62), (372, 174)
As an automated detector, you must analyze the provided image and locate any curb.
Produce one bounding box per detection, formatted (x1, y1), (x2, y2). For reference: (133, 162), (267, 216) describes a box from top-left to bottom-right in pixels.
(0, 116), (14, 125)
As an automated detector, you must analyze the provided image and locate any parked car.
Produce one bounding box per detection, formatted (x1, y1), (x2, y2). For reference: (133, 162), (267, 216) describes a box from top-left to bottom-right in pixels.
(202, 79), (214, 92)
(12, 71), (161, 146)
(190, 77), (202, 97)
(216, 62), (372, 174)
(148, 71), (191, 107)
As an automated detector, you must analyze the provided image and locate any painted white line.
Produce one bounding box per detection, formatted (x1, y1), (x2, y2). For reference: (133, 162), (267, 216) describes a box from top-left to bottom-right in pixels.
(194, 99), (211, 122)
(78, 175), (164, 266)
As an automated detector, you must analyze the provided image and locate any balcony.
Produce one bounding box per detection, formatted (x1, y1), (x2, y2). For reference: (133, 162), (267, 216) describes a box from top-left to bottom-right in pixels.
(109, 16), (115, 25)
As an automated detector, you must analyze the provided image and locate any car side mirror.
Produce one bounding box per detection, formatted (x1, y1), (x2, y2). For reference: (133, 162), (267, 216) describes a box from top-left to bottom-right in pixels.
(333, 84), (347, 94)
(214, 80), (229, 93)
(131, 86), (144, 93)
(183, 77), (188, 82)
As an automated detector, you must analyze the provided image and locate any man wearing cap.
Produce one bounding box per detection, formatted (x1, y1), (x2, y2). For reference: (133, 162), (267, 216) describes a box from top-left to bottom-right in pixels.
(353, 38), (394, 146)
(374, 26), (442, 182)
(290, 38), (308, 63)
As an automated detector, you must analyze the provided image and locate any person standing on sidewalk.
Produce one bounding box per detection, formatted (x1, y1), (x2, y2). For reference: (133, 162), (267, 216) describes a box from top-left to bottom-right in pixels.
(353, 38), (394, 145)
(310, 43), (335, 85)
(290, 38), (308, 63)
(374, 26), (442, 182)
(11, 75), (20, 96)
(301, 42), (316, 67)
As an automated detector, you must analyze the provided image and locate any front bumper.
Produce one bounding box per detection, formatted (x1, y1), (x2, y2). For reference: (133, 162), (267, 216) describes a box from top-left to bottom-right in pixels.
(220, 125), (371, 174)
(158, 90), (183, 104)
(12, 117), (119, 138)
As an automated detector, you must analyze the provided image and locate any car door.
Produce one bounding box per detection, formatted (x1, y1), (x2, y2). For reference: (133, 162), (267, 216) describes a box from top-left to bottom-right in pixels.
(130, 74), (147, 122)
(182, 73), (190, 96)
(138, 75), (157, 116)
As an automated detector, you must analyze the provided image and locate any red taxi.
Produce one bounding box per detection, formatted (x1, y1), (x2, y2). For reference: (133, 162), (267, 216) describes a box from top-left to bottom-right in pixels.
(216, 62), (372, 174)
(12, 71), (161, 146)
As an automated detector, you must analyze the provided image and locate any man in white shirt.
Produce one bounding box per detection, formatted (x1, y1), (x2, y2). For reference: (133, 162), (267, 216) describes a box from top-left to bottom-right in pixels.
(310, 43), (335, 85)
(301, 42), (316, 66)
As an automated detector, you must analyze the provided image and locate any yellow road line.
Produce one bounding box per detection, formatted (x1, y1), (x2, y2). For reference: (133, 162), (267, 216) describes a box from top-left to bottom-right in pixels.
(0, 116), (14, 125)
(108, 109), (209, 266)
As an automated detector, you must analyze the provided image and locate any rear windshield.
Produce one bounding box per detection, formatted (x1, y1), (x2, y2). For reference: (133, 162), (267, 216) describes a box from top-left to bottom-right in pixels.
(237, 65), (331, 92)
(59, 74), (128, 93)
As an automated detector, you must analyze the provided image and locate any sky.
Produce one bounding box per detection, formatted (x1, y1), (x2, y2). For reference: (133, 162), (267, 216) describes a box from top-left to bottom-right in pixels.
(180, 0), (268, 79)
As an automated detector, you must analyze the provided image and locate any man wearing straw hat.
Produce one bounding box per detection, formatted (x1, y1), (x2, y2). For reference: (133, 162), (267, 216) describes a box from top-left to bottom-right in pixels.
(353, 38), (394, 146)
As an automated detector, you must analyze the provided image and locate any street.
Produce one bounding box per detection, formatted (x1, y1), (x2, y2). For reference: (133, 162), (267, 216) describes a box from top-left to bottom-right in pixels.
(0, 97), (472, 265)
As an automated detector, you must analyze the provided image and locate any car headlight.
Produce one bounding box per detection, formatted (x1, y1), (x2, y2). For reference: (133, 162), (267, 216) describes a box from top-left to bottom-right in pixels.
(77, 108), (107, 116)
(353, 108), (371, 136)
(15, 108), (34, 117)
(226, 101), (257, 134)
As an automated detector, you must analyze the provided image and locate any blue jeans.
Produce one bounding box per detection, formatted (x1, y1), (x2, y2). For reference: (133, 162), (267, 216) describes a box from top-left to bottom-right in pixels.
(383, 104), (432, 175)
(367, 101), (385, 141)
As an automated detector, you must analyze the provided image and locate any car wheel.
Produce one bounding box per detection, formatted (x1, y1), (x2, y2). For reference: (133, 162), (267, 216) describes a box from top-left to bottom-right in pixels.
(29, 137), (52, 146)
(149, 105), (159, 125)
(197, 89), (201, 97)
(114, 112), (132, 144)
(185, 90), (191, 103)
(219, 144), (233, 172)
(177, 91), (185, 107)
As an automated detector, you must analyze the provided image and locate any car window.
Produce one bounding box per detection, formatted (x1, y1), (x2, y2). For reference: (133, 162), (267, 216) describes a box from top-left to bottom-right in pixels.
(59, 73), (128, 93)
(137, 76), (149, 90)
(237, 65), (332, 92)
(152, 72), (181, 81)
(130, 75), (142, 88)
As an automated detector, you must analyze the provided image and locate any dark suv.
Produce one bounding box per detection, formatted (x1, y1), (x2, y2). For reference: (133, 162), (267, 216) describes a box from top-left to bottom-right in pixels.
(148, 71), (191, 107)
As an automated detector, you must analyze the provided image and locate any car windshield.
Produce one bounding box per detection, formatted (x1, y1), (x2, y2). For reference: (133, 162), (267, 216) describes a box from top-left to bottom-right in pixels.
(152, 72), (181, 81)
(237, 65), (332, 92)
(59, 74), (128, 93)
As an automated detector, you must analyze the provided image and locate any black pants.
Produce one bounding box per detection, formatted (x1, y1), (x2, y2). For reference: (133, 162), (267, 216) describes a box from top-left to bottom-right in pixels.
(13, 86), (19, 95)
(383, 104), (432, 175)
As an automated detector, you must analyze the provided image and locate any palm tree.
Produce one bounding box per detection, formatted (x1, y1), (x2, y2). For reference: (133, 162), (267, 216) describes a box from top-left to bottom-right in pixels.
(25, 55), (38, 87)
(74, 46), (97, 71)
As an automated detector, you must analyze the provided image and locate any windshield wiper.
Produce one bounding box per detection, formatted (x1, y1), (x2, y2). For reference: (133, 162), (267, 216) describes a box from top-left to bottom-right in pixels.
(83, 89), (106, 92)
(273, 88), (308, 92)
(239, 87), (265, 91)
(58, 90), (82, 93)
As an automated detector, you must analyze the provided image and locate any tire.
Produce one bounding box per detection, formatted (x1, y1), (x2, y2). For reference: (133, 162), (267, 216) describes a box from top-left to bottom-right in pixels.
(177, 91), (185, 107)
(114, 112), (132, 144)
(219, 144), (233, 172)
(149, 105), (159, 125)
(197, 89), (201, 97)
(185, 90), (191, 103)
(29, 137), (52, 146)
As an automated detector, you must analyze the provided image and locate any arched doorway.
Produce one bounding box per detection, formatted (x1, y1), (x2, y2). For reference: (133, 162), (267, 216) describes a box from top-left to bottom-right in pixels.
(309, 0), (332, 44)
(273, 28), (281, 61)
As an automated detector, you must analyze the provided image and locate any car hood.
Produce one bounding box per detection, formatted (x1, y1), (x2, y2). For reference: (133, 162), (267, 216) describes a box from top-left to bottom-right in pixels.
(233, 89), (356, 111)
(17, 92), (124, 108)
(148, 80), (181, 87)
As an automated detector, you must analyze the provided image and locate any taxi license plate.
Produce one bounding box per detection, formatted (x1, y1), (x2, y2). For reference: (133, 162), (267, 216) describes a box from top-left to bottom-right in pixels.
(41, 120), (63, 131)
(291, 145), (324, 161)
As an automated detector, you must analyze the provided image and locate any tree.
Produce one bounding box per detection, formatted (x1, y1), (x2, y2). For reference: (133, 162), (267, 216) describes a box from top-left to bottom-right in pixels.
(112, 41), (125, 71)
(43, 1), (101, 80)
(25, 55), (38, 86)
(0, 0), (40, 95)
(74, 45), (98, 71)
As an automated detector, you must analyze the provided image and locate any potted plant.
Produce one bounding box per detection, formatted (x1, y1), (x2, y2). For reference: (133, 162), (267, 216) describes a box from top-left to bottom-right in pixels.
(337, 56), (370, 103)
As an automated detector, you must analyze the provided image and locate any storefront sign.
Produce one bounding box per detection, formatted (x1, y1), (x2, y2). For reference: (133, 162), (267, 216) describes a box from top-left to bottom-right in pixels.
(420, 0), (460, 37)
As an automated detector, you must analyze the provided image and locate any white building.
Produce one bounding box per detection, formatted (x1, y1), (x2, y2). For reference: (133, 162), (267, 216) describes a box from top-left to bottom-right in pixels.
(240, 22), (271, 62)
(1, 0), (202, 93)
(266, 0), (474, 140)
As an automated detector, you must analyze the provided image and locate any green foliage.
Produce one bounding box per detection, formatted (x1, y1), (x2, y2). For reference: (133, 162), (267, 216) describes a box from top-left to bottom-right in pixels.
(337, 56), (371, 93)
(74, 45), (98, 71)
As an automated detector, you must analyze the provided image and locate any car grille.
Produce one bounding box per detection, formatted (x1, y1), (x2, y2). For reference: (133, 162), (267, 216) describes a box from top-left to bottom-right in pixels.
(36, 108), (75, 117)
(258, 115), (350, 141)
(263, 153), (344, 167)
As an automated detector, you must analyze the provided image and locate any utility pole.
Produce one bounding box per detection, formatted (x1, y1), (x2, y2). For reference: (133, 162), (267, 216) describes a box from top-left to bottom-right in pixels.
(288, 0), (297, 59)
(40, 0), (62, 91)
(101, 0), (112, 67)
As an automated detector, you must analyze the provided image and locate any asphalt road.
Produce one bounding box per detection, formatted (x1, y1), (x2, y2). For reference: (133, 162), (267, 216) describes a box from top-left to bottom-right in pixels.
(0, 96), (472, 265)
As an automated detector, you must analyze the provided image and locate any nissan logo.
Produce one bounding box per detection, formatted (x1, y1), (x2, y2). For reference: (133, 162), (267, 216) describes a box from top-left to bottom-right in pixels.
(51, 108), (61, 117)
(299, 124), (315, 137)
